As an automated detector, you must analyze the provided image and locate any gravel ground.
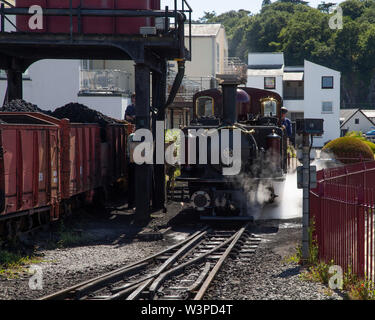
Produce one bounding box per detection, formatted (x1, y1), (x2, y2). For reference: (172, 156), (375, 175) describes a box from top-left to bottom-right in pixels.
(0, 202), (193, 300)
(0, 202), (343, 300)
(205, 219), (344, 300)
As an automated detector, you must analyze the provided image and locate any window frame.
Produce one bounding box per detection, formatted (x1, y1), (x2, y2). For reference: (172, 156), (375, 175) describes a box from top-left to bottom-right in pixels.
(260, 97), (279, 118)
(264, 77), (276, 90)
(322, 101), (333, 114)
(195, 96), (215, 118)
(322, 76), (334, 89)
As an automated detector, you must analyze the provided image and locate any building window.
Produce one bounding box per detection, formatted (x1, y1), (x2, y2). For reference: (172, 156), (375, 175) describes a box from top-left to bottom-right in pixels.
(283, 81), (304, 100)
(322, 76), (334, 89)
(290, 112), (304, 121)
(355, 118), (360, 124)
(322, 101), (333, 113)
(264, 77), (276, 90)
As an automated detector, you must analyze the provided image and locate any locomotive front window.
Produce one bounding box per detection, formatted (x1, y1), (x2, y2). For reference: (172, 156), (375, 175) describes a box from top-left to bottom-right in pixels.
(262, 100), (277, 117)
(196, 97), (214, 117)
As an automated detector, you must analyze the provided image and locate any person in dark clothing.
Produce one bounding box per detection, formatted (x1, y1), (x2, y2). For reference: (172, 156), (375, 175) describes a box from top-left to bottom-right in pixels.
(281, 107), (292, 138)
(125, 93), (136, 123)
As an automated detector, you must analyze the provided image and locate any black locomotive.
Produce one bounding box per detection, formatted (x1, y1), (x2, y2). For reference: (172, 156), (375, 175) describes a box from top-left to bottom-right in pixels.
(176, 80), (288, 220)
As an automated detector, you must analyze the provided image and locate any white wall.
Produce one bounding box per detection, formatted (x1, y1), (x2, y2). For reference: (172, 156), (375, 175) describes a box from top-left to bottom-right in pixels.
(248, 53), (284, 66)
(341, 111), (374, 135)
(0, 59), (80, 111)
(246, 74), (283, 97)
(283, 100), (305, 113)
(78, 95), (130, 120)
(0, 59), (129, 120)
(304, 60), (341, 147)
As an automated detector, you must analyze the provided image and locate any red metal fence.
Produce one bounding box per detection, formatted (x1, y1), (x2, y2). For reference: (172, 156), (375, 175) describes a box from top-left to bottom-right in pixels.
(310, 161), (375, 281)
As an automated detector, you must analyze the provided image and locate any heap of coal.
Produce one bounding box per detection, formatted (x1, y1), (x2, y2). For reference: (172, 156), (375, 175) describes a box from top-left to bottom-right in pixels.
(51, 103), (118, 126)
(1, 99), (52, 114)
(52, 103), (120, 141)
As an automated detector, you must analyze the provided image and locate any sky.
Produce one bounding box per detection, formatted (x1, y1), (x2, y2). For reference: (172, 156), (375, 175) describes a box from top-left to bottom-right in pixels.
(161, 0), (345, 20)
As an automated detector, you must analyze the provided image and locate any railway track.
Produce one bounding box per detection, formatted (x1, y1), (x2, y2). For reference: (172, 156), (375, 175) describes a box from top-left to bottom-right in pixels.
(40, 224), (261, 301)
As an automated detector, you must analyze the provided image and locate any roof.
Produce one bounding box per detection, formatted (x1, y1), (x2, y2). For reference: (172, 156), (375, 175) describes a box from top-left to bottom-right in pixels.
(340, 109), (358, 121)
(340, 109), (375, 128)
(185, 24), (222, 37)
(248, 52), (284, 68)
(248, 64), (283, 70)
(362, 110), (375, 119)
(247, 68), (284, 77)
(283, 72), (304, 81)
(284, 66), (304, 72)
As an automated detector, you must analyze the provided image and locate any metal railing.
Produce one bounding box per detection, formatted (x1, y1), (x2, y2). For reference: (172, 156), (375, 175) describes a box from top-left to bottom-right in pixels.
(216, 57), (248, 84)
(310, 160), (375, 281)
(167, 71), (216, 103)
(223, 57), (247, 78)
(79, 69), (131, 95)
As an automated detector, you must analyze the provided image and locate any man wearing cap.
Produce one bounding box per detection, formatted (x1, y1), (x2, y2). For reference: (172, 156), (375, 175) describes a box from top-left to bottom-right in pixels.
(281, 107), (292, 139)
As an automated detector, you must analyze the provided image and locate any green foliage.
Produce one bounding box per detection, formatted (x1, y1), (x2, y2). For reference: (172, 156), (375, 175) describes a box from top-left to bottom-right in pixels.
(302, 260), (335, 284)
(348, 278), (375, 300)
(56, 222), (93, 248)
(345, 131), (375, 154)
(0, 250), (42, 279)
(322, 136), (374, 163)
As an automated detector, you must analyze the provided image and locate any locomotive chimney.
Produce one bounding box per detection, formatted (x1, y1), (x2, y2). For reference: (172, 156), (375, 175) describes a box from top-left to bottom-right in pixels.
(221, 79), (239, 125)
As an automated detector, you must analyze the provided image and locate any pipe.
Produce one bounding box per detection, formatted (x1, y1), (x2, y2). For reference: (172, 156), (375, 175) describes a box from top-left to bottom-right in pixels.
(221, 82), (238, 125)
(157, 59), (185, 119)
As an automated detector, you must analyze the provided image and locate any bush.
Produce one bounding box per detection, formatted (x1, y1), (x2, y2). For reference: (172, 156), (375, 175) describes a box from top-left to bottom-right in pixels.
(322, 137), (374, 164)
(345, 131), (375, 154)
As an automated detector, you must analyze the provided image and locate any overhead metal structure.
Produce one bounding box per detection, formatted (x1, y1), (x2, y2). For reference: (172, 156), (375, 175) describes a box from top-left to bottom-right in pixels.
(0, 0), (192, 225)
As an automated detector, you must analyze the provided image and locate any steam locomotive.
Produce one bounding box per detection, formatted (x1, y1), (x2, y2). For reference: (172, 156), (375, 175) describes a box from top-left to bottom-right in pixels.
(177, 80), (288, 220)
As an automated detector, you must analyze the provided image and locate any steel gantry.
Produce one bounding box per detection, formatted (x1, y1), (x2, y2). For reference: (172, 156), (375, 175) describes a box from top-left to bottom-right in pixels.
(0, 0), (192, 224)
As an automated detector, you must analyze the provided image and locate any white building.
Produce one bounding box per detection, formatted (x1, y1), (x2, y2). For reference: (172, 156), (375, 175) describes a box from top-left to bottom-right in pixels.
(340, 109), (375, 136)
(247, 53), (341, 147)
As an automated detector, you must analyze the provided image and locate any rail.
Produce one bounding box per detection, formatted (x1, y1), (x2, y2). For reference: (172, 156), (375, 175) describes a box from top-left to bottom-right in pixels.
(40, 224), (260, 300)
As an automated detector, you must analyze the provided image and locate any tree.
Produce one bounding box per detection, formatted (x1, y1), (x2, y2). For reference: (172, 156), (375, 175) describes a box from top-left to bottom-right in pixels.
(262, 0), (272, 7)
(198, 11), (217, 23)
(317, 1), (337, 13)
(340, 0), (365, 20)
(277, 0), (309, 5)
